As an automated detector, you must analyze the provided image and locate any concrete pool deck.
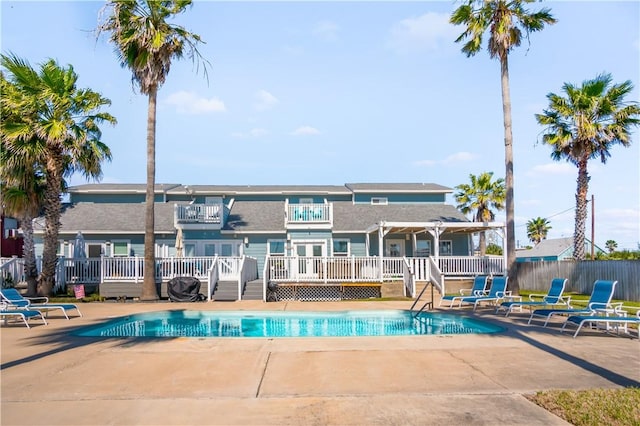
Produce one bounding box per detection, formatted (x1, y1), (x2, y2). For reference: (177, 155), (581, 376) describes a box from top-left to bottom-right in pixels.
(2, 299), (639, 425)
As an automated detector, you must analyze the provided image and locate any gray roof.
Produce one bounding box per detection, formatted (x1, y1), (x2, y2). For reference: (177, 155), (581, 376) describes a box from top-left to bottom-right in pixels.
(68, 184), (181, 194)
(345, 183), (452, 193)
(516, 237), (574, 258)
(175, 185), (351, 195)
(45, 200), (469, 235)
(223, 201), (468, 232)
(34, 203), (177, 234)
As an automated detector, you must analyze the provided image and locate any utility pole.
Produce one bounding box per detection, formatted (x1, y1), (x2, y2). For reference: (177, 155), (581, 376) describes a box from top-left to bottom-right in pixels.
(591, 194), (595, 260)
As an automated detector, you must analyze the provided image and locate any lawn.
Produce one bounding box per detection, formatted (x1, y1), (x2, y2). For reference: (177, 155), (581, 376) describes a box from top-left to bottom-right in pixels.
(527, 388), (640, 426)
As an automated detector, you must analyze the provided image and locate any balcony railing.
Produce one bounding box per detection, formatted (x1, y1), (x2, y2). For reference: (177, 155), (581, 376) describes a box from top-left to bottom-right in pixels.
(174, 203), (222, 224)
(285, 202), (332, 225)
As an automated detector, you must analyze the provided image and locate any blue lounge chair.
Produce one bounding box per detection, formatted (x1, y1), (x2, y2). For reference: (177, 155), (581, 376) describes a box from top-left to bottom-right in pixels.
(561, 306), (640, 339)
(0, 288), (82, 320)
(458, 276), (508, 311)
(528, 280), (617, 327)
(439, 275), (488, 308)
(496, 278), (569, 317)
(1, 302), (48, 328)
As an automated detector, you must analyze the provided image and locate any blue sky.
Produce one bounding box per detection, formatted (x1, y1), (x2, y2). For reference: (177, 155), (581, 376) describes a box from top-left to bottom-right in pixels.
(2, 1), (639, 250)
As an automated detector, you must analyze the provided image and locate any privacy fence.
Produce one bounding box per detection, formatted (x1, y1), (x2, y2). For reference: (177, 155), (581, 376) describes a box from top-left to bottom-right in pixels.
(516, 260), (640, 302)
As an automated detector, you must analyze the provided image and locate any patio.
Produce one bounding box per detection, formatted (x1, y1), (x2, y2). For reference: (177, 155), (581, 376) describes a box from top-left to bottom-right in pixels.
(2, 299), (639, 425)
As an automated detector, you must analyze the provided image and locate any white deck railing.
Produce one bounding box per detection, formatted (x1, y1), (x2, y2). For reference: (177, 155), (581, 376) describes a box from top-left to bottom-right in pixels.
(267, 256), (382, 283)
(174, 204), (222, 224)
(286, 202), (332, 224)
(438, 256), (504, 276)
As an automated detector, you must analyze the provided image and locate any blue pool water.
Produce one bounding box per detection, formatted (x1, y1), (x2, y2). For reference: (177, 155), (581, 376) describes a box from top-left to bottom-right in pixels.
(74, 310), (505, 338)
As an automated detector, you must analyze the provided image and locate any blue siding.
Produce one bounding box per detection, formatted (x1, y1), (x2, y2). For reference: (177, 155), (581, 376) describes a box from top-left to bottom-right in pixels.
(353, 193), (445, 204)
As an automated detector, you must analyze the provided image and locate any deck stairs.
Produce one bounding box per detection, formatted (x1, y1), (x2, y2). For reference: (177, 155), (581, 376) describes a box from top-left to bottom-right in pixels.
(242, 279), (263, 300)
(211, 280), (238, 301)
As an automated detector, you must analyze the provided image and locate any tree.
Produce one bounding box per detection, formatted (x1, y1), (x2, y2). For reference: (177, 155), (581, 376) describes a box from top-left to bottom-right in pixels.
(605, 240), (618, 253)
(536, 74), (640, 260)
(1, 53), (115, 296)
(526, 217), (551, 246)
(99, 0), (208, 301)
(454, 172), (505, 255)
(450, 0), (556, 292)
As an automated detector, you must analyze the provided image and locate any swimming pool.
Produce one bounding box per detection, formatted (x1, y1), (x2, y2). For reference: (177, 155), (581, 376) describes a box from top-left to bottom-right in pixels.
(74, 310), (505, 338)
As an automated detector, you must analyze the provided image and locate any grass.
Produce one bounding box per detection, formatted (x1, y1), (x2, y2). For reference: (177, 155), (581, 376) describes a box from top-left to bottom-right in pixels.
(526, 388), (640, 426)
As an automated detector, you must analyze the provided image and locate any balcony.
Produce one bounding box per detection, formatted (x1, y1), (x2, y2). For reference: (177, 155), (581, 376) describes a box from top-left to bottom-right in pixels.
(285, 202), (333, 228)
(174, 203), (222, 228)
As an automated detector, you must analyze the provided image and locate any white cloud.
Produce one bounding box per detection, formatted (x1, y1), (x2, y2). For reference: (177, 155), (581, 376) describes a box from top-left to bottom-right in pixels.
(313, 20), (339, 42)
(231, 128), (269, 139)
(290, 126), (320, 136)
(413, 151), (475, 167)
(165, 91), (226, 114)
(527, 163), (574, 176)
(387, 12), (458, 54)
(254, 90), (279, 111)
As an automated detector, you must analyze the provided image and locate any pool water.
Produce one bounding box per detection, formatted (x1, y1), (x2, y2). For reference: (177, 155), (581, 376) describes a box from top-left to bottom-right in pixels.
(74, 310), (505, 338)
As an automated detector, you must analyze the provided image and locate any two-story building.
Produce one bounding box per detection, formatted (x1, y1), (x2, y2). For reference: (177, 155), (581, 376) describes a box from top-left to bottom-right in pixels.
(29, 182), (506, 301)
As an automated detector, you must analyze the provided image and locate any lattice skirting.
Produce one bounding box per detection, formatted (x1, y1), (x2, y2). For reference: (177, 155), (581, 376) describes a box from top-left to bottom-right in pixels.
(272, 285), (380, 301)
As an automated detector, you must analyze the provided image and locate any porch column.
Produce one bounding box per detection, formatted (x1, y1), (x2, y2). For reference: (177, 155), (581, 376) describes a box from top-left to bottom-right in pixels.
(494, 226), (508, 274)
(378, 225), (384, 280)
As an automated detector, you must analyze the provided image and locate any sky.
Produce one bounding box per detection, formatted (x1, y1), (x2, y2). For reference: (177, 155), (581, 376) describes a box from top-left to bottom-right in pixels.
(1, 1), (639, 250)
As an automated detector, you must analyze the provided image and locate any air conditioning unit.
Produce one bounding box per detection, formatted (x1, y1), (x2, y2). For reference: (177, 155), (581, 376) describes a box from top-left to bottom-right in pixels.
(7, 229), (19, 239)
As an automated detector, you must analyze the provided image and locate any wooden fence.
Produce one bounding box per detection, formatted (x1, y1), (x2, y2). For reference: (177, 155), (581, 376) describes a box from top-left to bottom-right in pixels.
(516, 260), (640, 302)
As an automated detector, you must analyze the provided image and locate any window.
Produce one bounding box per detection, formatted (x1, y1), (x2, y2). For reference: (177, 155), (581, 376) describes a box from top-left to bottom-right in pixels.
(439, 240), (452, 256)
(332, 240), (349, 256)
(416, 240), (431, 257)
(299, 198), (313, 204)
(112, 241), (129, 256)
(371, 197), (388, 205)
(268, 240), (285, 256)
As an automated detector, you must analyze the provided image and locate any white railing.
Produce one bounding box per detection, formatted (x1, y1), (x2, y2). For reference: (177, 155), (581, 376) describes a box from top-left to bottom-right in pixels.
(429, 256), (444, 296)
(286, 202), (332, 224)
(407, 257), (430, 281)
(438, 256), (505, 276)
(174, 203), (222, 224)
(1, 257), (25, 286)
(267, 256), (382, 283)
(58, 257), (102, 284)
(402, 258), (415, 297)
(207, 258), (219, 301)
(102, 256), (216, 282)
(382, 258), (405, 280)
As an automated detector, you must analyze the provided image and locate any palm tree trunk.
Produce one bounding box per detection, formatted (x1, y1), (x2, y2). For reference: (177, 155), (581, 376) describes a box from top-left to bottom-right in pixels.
(40, 150), (64, 296)
(141, 87), (159, 301)
(479, 231), (487, 256)
(573, 157), (589, 261)
(19, 213), (39, 297)
(500, 54), (517, 293)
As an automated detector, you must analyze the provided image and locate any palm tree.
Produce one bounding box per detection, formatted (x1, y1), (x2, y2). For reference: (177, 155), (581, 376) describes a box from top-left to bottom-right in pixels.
(450, 1), (556, 291)
(1, 53), (115, 296)
(99, 0), (208, 301)
(526, 217), (551, 246)
(605, 240), (617, 253)
(454, 172), (505, 255)
(536, 74), (640, 260)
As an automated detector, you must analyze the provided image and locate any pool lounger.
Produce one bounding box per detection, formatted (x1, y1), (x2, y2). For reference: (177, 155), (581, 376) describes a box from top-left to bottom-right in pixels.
(561, 310), (640, 339)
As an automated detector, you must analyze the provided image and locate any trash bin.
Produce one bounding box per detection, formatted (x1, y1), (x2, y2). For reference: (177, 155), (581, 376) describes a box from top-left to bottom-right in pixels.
(167, 276), (205, 302)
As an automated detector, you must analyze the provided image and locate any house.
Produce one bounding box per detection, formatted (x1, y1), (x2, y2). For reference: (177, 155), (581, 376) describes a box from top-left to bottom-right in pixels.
(28, 183), (507, 301)
(516, 237), (604, 262)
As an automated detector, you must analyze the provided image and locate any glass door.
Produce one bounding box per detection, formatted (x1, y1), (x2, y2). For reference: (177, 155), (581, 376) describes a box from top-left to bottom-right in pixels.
(293, 241), (325, 278)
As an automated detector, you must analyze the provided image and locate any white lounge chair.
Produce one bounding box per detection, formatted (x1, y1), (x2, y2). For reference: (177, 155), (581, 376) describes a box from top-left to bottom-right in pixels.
(458, 276), (508, 311)
(439, 275), (488, 308)
(496, 278), (569, 317)
(0, 288), (82, 320)
(561, 306), (640, 339)
(529, 280), (617, 327)
(1, 302), (48, 328)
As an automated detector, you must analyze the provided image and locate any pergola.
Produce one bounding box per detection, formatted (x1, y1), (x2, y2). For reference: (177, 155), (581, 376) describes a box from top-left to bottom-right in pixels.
(365, 220), (507, 264)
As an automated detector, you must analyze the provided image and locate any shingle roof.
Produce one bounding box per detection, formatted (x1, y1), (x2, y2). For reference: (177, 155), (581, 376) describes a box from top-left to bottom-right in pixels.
(68, 184), (181, 193)
(177, 185), (351, 195)
(516, 237), (574, 258)
(345, 183), (452, 193)
(34, 203), (177, 234)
